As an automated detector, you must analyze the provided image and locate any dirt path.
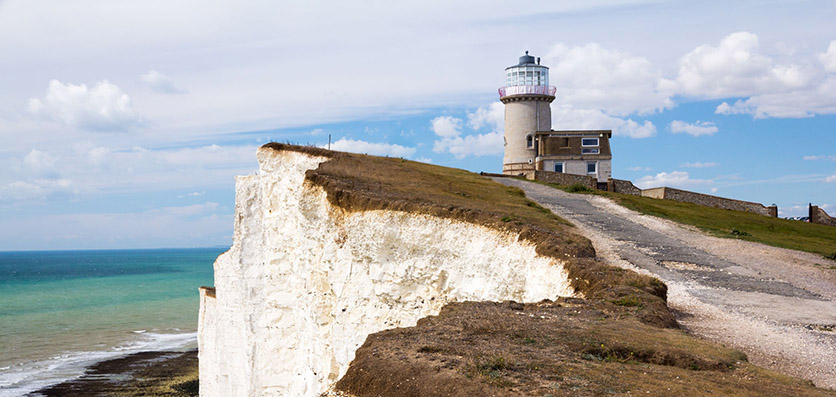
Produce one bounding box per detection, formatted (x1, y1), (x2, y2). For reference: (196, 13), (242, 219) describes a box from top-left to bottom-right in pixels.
(494, 178), (836, 390)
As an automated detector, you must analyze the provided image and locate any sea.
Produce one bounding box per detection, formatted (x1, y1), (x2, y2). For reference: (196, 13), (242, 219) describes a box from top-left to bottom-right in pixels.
(0, 247), (224, 396)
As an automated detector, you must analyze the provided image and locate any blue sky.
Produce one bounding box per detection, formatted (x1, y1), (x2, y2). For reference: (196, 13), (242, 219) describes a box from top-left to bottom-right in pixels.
(1, 0), (835, 250)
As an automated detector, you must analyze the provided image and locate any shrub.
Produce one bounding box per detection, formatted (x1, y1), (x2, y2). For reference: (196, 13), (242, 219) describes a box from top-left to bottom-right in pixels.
(612, 296), (644, 308)
(730, 228), (750, 237)
(566, 183), (592, 193)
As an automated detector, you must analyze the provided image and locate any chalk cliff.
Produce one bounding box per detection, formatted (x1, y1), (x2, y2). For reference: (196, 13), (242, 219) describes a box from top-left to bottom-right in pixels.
(198, 147), (574, 396)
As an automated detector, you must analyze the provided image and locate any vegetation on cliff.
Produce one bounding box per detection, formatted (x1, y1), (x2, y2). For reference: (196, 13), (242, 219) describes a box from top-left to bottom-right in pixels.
(336, 300), (829, 396)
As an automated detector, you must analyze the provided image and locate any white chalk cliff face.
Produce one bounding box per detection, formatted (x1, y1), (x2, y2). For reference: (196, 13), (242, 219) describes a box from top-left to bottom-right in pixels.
(198, 147), (574, 396)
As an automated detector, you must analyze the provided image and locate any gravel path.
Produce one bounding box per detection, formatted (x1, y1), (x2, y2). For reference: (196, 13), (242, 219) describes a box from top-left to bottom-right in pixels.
(494, 177), (836, 390)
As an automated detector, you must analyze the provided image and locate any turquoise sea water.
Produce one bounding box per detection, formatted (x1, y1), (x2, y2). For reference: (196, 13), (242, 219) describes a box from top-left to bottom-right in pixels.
(0, 248), (223, 396)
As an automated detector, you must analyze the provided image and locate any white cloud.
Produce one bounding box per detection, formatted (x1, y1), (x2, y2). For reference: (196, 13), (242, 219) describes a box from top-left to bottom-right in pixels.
(826, 172), (836, 183)
(433, 131), (503, 159)
(432, 105), (506, 158)
(430, 116), (462, 138)
(140, 70), (185, 94)
(669, 120), (718, 137)
(635, 171), (711, 189)
(681, 161), (718, 168)
(178, 191), (205, 198)
(328, 138), (416, 157)
(0, 144), (258, 203)
(28, 80), (144, 132)
(714, 79), (836, 118)
(803, 155), (836, 161)
(467, 102), (504, 132)
(628, 166), (651, 171)
(674, 32), (814, 99)
(552, 106), (656, 138)
(0, 178), (74, 201)
(23, 149), (57, 173)
(820, 41), (836, 73)
(706, 34), (836, 119)
(544, 43), (674, 115)
(414, 157), (432, 164)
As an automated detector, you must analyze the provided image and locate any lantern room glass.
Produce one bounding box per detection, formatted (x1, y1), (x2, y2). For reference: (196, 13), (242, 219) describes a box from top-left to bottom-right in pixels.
(505, 66), (549, 87)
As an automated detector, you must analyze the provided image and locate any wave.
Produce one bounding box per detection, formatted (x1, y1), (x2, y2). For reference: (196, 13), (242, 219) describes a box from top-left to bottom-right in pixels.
(0, 331), (196, 397)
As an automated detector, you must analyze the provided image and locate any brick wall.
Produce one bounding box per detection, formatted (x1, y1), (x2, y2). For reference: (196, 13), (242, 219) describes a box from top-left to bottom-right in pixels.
(641, 187), (775, 217)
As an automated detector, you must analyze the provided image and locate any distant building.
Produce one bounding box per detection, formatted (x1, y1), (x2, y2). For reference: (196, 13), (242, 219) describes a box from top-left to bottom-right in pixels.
(500, 51), (612, 182)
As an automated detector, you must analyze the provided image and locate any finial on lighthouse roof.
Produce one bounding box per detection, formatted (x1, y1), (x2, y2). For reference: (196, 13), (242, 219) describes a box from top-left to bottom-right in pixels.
(519, 51), (536, 65)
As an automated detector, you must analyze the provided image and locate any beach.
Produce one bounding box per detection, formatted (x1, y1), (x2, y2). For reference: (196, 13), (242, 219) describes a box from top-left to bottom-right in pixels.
(33, 350), (198, 396)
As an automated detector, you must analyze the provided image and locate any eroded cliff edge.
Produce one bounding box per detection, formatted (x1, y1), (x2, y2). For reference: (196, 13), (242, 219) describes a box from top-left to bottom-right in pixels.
(199, 144), (832, 396)
(199, 145), (597, 396)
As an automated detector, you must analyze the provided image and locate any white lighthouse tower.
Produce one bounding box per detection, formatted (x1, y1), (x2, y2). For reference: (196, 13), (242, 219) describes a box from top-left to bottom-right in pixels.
(499, 51), (556, 175)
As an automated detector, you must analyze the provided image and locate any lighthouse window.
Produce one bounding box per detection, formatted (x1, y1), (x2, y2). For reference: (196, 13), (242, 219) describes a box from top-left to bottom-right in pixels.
(526, 135), (533, 148)
(582, 138), (599, 147)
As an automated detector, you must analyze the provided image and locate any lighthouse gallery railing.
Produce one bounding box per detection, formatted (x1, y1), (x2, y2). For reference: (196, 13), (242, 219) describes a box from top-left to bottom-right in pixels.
(498, 85), (556, 98)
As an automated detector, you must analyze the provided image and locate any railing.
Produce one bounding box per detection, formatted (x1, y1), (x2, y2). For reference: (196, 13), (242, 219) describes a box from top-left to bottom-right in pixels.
(498, 85), (556, 98)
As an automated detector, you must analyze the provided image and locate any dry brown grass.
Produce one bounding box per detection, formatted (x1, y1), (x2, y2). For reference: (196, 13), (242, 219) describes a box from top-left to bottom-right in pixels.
(336, 301), (831, 396)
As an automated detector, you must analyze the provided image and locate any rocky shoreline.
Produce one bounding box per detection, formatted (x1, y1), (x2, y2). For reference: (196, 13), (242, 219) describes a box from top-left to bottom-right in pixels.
(31, 350), (198, 397)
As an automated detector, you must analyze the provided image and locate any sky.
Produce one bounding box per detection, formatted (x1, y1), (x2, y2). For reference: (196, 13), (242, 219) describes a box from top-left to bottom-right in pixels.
(1, 0), (835, 250)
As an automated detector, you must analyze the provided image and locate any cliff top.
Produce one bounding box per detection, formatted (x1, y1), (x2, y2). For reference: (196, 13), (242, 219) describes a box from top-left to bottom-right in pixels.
(262, 143), (832, 396)
(263, 143), (668, 314)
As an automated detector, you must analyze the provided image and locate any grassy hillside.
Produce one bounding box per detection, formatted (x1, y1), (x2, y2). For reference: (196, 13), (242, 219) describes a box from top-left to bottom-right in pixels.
(549, 182), (836, 259)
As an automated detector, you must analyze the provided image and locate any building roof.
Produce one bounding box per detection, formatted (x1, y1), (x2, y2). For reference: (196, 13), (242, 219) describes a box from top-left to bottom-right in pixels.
(505, 51), (548, 70)
(535, 130), (613, 139)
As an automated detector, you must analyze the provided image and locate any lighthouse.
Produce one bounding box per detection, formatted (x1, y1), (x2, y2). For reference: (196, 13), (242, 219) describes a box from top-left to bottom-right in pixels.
(499, 51), (556, 175)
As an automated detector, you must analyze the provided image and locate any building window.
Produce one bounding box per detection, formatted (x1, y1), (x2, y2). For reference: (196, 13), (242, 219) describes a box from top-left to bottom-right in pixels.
(554, 162), (563, 173)
(526, 135), (533, 148)
(581, 148), (600, 154)
(582, 138), (599, 147)
(587, 161), (597, 174)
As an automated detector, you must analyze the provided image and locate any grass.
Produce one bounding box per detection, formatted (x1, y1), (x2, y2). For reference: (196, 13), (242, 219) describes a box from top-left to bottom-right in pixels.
(337, 300), (831, 396)
(541, 181), (836, 259)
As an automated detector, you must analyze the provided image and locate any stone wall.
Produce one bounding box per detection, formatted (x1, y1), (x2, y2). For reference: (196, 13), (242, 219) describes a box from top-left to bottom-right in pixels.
(811, 205), (836, 227)
(531, 171), (595, 189)
(641, 187), (775, 217)
(611, 179), (641, 195)
(641, 187), (665, 199)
